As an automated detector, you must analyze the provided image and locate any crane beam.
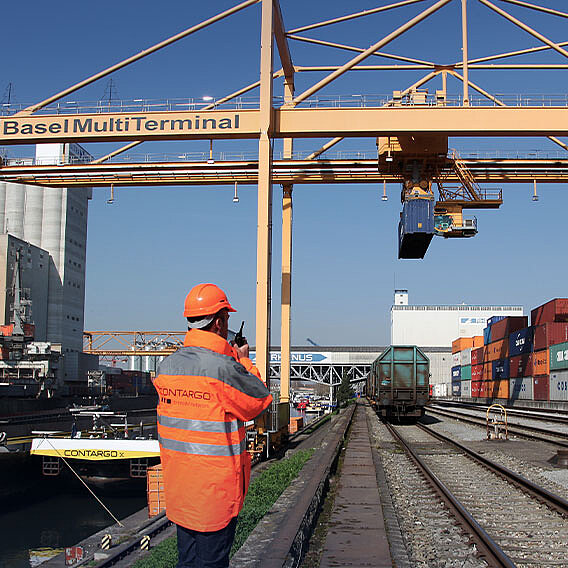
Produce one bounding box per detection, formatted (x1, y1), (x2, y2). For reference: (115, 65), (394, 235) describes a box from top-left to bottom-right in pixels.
(3, 107), (568, 145)
(2, 158), (568, 187)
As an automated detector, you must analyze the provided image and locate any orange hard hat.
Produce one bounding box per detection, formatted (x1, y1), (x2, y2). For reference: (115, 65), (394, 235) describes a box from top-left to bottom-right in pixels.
(183, 283), (236, 318)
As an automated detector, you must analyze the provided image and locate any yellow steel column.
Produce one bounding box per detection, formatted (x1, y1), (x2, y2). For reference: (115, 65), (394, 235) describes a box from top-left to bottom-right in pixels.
(280, 185), (293, 403)
(255, 0), (274, 386)
(280, 72), (294, 406)
(461, 0), (470, 106)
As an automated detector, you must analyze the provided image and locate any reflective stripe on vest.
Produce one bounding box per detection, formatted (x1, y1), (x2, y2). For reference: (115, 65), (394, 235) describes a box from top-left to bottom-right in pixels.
(159, 435), (247, 457)
(158, 414), (243, 433)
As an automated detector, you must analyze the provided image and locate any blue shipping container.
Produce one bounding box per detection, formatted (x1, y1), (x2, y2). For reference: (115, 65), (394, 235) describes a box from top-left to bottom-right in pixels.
(488, 315), (506, 326)
(483, 326), (492, 345)
(398, 199), (435, 259)
(451, 365), (461, 381)
(509, 327), (534, 357)
(452, 380), (462, 397)
(492, 358), (510, 380)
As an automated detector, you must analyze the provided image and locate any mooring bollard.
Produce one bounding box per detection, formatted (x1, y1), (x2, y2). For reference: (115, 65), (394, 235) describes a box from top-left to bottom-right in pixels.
(101, 534), (112, 550)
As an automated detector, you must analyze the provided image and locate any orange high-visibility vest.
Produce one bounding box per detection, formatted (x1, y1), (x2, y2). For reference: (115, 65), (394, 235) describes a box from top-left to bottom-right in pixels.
(153, 329), (272, 532)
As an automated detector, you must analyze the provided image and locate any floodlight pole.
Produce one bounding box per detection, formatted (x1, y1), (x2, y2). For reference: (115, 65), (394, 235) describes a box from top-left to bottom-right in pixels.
(255, 0), (274, 387)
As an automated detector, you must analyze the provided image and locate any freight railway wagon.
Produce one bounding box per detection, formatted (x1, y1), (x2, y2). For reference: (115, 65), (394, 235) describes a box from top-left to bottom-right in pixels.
(367, 345), (430, 420)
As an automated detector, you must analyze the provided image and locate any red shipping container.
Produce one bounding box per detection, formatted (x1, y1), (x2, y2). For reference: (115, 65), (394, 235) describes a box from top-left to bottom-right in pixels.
(471, 347), (485, 366)
(509, 354), (533, 378)
(471, 380), (482, 398)
(533, 375), (549, 400)
(531, 299), (568, 326)
(479, 380), (491, 398)
(490, 316), (529, 342)
(472, 364), (483, 381)
(533, 323), (568, 351)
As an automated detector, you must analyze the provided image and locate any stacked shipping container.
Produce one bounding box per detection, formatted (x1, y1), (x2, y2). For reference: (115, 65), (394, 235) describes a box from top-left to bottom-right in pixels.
(444, 298), (568, 404)
(451, 336), (483, 399)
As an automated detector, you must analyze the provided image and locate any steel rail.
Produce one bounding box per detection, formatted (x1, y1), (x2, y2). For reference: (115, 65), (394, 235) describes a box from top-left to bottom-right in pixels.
(91, 511), (173, 568)
(416, 422), (568, 517)
(425, 406), (568, 447)
(385, 421), (516, 568)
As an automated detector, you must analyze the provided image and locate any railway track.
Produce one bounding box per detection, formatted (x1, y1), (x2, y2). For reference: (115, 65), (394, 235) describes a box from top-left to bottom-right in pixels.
(385, 420), (568, 568)
(426, 405), (568, 447)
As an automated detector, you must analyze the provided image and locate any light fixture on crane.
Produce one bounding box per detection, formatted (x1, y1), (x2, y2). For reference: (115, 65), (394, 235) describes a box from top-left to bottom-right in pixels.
(381, 180), (388, 201)
(107, 184), (115, 205)
(208, 139), (214, 164)
(532, 180), (539, 202)
(233, 182), (239, 203)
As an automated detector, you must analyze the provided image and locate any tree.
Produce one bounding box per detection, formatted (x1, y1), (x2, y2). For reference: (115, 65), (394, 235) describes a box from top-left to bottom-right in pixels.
(336, 372), (355, 408)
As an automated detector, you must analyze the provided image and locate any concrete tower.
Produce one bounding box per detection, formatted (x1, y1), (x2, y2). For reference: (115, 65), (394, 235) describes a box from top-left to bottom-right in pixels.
(0, 143), (92, 382)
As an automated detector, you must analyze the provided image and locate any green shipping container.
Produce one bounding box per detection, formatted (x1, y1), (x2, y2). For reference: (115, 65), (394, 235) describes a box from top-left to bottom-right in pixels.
(550, 341), (568, 371)
(461, 365), (472, 381)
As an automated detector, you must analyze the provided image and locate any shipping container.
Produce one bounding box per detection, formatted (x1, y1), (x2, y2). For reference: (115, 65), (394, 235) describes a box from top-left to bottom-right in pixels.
(432, 383), (448, 397)
(486, 339), (508, 362)
(487, 379), (509, 399)
(471, 346), (485, 366)
(531, 299), (568, 326)
(452, 352), (460, 366)
(487, 315), (506, 326)
(509, 327), (534, 357)
(549, 370), (568, 402)
(473, 336), (484, 348)
(534, 323), (568, 351)
(509, 377), (534, 401)
(461, 365), (471, 381)
(452, 380), (461, 397)
(461, 380), (471, 398)
(509, 354), (532, 379)
(483, 326), (492, 345)
(479, 380), (491, 398)
(460, 348), (472, 367)
(483, 362), (493, 381)
(452, 337), (473, 354)
(451, 366), (461, 381)
(490, 316), (528, 342)
(550, 341), (568, 371)
(533, 375), (549, 401)
(471, 380), (481, 398)
(398, 199), (435, 259)
(532, 350), (549, 376)
(472, 364), (483, 381)
(492, 359), (510, 380)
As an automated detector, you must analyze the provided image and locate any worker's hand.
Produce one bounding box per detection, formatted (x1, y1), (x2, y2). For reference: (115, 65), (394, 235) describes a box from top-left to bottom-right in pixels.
(234, 342), (250, 359)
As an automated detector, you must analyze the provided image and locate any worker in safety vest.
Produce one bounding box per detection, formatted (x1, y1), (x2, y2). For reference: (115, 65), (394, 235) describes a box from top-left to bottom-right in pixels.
(153, 283), (272, 568)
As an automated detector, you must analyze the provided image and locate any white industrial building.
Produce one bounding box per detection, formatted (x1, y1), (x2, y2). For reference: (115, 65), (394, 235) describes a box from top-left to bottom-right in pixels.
(0, 143), (96, 386)
(391, 289), (523, 385)
(391, 289), (523, 346)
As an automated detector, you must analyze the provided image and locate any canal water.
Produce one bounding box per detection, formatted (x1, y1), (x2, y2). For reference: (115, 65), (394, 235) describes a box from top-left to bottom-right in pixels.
(0, 487), (147, 568)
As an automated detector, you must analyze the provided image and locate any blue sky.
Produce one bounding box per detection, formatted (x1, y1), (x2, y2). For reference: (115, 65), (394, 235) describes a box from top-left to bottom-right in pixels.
(1, 0), (567, 345)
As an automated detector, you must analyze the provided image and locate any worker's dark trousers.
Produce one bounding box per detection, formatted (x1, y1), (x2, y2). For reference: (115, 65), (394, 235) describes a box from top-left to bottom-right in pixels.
(176, 517), (238, 568)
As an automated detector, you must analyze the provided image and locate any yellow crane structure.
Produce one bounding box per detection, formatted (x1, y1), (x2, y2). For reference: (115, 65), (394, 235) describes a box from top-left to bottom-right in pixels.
(2, 0), (568, 423)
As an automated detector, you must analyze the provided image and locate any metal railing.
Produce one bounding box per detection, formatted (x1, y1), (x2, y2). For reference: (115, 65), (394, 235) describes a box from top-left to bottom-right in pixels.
(2, 93), (568, 116)
(4, 149), (568, 167)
